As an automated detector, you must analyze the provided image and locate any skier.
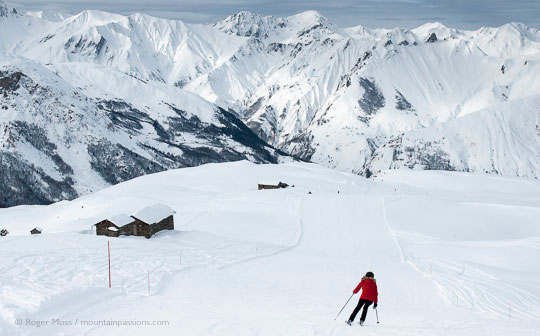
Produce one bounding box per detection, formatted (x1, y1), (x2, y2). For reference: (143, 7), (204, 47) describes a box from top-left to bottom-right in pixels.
(346, 271), (378, 326)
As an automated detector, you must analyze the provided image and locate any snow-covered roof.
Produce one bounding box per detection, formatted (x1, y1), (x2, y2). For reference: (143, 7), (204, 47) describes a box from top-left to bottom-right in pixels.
(107, 226), (119, 231)
(133, 204), (175, 224)
(32, 227), (42, 231)
(108, 214), (134, 226)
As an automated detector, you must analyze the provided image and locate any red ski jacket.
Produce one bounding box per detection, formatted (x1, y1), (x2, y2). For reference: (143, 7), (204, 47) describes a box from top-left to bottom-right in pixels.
(353, 277), (378, 303)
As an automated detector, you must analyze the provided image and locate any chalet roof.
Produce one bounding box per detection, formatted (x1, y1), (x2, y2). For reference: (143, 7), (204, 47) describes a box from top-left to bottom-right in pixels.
(108, 214), (134, 226)
(133, 204), (175, 224)
(31, 227), (42, 232)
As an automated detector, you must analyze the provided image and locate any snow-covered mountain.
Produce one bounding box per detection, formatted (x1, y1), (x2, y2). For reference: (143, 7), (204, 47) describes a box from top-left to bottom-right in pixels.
(191, 14), (540, 178)
(0, 3), (289, 207)
(1, 2), (539, 205)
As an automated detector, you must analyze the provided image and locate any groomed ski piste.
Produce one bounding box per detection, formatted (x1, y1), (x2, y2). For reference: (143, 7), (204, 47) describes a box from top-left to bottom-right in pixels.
(0, 161), (539, 335)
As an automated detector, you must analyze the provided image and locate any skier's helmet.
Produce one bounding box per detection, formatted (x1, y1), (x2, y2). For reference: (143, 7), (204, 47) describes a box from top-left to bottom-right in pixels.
(365, 271), (374, 278)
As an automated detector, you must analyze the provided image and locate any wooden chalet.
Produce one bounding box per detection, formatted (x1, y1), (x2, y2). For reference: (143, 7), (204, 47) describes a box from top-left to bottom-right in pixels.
(94, 204), (175, 239)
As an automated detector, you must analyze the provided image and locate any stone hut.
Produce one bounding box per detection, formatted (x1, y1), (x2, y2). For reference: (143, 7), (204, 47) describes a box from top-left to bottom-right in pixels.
(94, 214), (133, 237)
(95, 204), (175, 239)
(30, 227), (42, 235)
(258, 182), (289, 190)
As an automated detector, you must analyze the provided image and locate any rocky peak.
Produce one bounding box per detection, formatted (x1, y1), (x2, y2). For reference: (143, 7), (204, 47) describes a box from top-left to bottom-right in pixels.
(0, 0), (17, 18)
(215, 11), (285, 38)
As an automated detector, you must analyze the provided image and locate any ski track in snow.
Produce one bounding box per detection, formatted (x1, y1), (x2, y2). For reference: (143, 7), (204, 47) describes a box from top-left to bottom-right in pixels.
(381, 191), (540, 322)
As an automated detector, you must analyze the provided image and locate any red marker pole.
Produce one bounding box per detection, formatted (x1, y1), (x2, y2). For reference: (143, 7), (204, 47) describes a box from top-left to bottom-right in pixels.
(108, 241), (111, 288)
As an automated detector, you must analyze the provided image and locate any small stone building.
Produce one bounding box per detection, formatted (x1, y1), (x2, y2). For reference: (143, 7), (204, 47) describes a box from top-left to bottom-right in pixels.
(258, 182), (289, 190)
(94, 214), (132, 238)
(94, 204), (175, 239)
(30, 227), (42, 235)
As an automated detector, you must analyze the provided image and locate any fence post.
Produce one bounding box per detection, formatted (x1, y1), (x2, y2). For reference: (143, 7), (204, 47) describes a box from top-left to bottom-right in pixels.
(108, 241), (111, 288)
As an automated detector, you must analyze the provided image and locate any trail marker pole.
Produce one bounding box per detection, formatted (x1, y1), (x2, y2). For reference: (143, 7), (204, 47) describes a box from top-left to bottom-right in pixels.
(148, 270), (150, 295)
(108, 241), (111, 288)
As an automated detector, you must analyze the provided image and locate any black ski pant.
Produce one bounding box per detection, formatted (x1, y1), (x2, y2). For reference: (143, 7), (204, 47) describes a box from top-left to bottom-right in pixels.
(348, 298), (373, 322)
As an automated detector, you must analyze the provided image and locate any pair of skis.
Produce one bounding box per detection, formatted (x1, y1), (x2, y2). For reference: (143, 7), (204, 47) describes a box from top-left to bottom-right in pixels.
(335, 294), (380, 325)
(345, 320), (363, 326)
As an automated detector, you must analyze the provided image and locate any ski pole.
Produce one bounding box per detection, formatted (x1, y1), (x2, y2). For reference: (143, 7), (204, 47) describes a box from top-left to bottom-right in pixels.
(334, 294), (354, 320)
(375, 308), (379, 324)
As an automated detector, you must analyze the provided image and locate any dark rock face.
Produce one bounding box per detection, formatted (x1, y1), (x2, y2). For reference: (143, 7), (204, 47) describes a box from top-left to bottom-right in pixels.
(358, 77), (385, 115)
(282, 132), (316, 162)
(400, 144), (454, 171)
(0, 120), (77, 207)
(426, 33), (438, 43)
(215, 11), (284, 39)
(395, 90), (414, 111)
(87, 100), (281, 187)
(0, 152), (77, 207)
(0, 1), (16, 18)
(246, 97), (264, 119)
(87, 139), (166, 185)
(0, 71), (25, 93)
(351, 51), (372, 72)
(362, 136), (456, 176)
(98, 100), (152, 133)
(11, 121), (74, 175)
(64, 34), (108, 57)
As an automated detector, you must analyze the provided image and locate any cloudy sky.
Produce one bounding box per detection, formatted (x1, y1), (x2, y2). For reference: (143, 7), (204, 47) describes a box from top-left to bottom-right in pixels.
(8, 0), (540, 29)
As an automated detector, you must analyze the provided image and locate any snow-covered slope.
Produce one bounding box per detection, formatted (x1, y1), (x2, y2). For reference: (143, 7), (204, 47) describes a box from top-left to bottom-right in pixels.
(0, 55), (284, 207)
(0, 161), (539, 335)
(1, 3), (540, 206)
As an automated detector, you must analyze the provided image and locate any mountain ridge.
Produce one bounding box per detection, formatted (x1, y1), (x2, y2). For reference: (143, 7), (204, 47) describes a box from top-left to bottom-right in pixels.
(1, 5), (539, 206)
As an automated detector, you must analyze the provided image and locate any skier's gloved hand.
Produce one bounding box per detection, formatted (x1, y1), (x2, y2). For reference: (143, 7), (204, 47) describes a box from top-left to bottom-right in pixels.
(373, 303), (378, 309)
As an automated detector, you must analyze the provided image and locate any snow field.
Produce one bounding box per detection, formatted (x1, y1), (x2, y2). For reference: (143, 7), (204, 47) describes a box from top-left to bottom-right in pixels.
(0, 161), (539, 335)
